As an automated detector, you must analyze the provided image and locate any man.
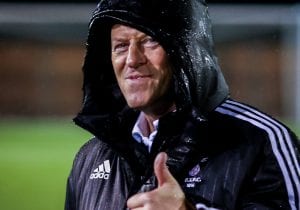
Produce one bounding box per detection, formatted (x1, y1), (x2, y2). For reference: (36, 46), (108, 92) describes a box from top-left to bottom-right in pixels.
(65, 0), (300, 209)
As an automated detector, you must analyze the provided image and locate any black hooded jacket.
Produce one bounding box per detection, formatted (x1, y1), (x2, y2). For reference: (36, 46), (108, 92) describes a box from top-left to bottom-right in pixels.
(65, 0), (300, 209)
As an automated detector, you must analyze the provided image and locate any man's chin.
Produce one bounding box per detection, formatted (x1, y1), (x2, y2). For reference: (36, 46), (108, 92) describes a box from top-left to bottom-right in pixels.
(126, 101), (147, 111)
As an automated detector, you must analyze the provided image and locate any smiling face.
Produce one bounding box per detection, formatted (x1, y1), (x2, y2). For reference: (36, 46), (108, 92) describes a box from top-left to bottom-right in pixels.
(111, 24), (173, 115)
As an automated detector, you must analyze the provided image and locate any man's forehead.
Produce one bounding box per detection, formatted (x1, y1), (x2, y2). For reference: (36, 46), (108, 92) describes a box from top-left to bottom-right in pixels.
(111, 24), (150, 39)
(111, 24), (142, 33)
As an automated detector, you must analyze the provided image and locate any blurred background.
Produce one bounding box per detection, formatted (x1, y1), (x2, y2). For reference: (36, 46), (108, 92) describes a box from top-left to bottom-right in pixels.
(0, 0), (299, 209)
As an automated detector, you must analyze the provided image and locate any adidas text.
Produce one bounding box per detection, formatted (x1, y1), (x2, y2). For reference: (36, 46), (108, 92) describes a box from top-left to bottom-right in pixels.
(90, 160), (111, 180)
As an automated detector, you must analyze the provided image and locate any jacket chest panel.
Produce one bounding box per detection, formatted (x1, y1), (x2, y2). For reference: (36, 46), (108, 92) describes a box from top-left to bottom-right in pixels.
(78, 155), (136, 210)
(181, 150), (253, 209)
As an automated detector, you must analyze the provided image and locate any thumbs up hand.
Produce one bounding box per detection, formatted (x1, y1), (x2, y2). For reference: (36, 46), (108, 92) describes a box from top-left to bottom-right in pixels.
(127, 152), (191, 210)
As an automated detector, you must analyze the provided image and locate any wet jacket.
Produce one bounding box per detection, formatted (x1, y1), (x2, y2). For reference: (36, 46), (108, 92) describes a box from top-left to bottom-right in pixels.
(65, 0), (300, 209)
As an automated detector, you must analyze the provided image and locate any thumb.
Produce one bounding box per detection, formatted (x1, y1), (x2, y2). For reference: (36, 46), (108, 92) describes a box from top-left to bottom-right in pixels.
(154, 152), (174, 187)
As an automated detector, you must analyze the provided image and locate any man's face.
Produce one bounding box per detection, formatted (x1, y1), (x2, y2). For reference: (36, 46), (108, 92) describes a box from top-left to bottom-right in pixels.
(111, 24), (173, 112)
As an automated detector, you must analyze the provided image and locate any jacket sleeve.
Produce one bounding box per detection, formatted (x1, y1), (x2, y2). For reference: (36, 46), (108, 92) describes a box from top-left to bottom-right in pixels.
(188, 128), (299, 210)
(64, 148), (84, 210)
(238, 131), (300, 210)
(65, 173), (76, 210)
(64, 138), (98, 210)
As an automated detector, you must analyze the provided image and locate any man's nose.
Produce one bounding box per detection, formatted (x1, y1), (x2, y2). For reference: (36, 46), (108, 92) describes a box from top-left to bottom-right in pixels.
(126, 44), (147, 68)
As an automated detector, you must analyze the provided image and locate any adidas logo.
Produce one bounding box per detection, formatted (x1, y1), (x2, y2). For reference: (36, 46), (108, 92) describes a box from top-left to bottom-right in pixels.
(90, 160), (111, 180)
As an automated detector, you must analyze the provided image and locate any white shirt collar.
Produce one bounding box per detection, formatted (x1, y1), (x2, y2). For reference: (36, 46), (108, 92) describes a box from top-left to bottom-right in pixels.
(132, 112), (159, 152)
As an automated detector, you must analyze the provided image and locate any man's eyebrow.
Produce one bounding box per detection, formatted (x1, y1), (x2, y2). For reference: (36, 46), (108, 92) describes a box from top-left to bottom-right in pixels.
(111, 33), (149, 42)
(111, 37), (127, 42)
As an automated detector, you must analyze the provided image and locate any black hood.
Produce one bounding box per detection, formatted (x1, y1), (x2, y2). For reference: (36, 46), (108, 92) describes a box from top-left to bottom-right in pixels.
(75, 0), (229, 124)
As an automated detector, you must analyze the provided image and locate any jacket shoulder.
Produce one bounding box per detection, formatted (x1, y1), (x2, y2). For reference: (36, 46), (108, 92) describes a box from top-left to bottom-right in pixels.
(212, 99), (300, 209)
(75, 137), (103, 157)
(213, 99), (299, 141)
(75, 136), (112, 159)
(200, 99), (300, 209)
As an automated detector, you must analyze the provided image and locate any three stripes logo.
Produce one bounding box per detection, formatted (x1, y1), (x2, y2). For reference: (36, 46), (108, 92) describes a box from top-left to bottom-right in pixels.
(90, 160), (111, 180)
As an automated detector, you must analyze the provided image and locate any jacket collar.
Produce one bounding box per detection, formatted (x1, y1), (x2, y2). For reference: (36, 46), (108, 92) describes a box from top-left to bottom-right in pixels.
(74, 106), (210, 182)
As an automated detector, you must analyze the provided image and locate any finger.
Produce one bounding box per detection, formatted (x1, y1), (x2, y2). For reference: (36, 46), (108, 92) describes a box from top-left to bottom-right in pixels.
(127, 193), (146, 209)
(154, 152), (174, 187)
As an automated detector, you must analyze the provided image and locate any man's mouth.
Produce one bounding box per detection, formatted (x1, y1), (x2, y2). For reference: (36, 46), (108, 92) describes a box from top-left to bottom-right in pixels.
(126, 75), (151, 80)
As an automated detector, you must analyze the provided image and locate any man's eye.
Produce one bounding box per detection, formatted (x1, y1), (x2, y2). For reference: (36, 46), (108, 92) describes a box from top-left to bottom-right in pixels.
(112, 43), (128, 53)
(142, 37), (159, 48)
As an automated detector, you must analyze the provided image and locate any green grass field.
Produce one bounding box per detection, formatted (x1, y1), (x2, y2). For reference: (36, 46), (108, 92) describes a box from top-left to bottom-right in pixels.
(0, 119), (299, 210)
(0, 119), (91, 210)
